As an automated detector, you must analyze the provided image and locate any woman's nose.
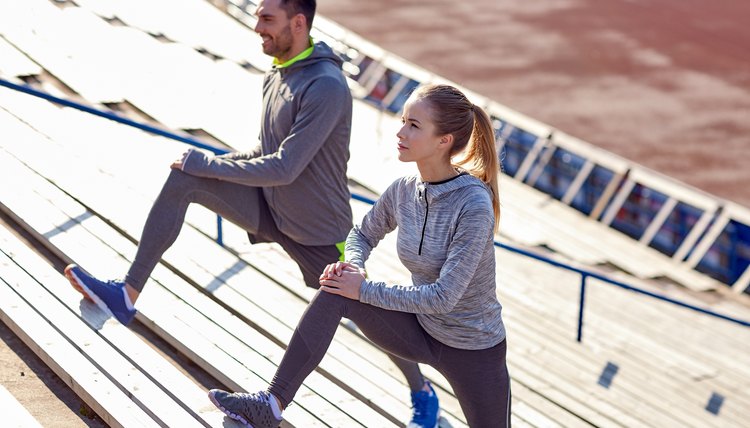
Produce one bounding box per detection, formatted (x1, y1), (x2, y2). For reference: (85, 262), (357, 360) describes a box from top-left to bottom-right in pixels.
(396, 125), (406, 139)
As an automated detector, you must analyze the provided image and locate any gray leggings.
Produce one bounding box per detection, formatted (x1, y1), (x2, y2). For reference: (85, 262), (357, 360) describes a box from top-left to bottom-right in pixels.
(269, 291), (512, 428)
(125, 169), (427, 391)
(125, 169), (263, 291)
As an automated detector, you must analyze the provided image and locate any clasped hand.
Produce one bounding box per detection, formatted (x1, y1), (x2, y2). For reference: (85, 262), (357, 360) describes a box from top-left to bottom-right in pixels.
(319, 261), (365, 300)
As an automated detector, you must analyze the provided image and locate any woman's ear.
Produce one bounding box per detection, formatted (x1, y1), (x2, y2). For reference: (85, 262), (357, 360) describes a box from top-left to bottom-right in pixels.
(439, 134), (454, 147)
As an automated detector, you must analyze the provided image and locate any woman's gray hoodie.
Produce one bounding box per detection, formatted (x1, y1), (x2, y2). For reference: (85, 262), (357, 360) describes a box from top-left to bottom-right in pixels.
(347, 173), (506, 350)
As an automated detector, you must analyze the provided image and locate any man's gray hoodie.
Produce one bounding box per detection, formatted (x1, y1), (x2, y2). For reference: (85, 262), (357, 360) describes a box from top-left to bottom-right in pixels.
(182, 41), (353, 246)
(347, 173), (506, 350)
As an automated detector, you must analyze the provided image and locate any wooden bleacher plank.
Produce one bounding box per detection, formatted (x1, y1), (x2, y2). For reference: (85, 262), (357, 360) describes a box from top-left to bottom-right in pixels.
(0, 226), (241, 428)
(0, 266), (159, 428)
(0, 384), (43, 428)
(0, 244), (206, 428)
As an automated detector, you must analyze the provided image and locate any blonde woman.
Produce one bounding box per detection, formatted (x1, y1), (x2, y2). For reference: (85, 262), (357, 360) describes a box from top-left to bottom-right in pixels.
(209, 84), (511, 428)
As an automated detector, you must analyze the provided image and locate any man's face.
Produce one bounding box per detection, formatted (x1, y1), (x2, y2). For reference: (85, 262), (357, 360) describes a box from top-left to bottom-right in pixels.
(254, 0), (295, 61)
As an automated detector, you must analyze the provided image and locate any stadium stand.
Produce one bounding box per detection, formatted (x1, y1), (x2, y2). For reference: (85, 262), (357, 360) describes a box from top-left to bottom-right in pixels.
(1, 0), (750, 426)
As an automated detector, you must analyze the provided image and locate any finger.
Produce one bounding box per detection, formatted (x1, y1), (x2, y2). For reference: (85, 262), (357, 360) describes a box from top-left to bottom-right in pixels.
(320, 284), (341, 295)
(332, 262), (343, 276)
(325, 263), (340, 278)
(337, 261), (356, 275)
(326, 265), (338, 279)
(319, 278), (340, 287)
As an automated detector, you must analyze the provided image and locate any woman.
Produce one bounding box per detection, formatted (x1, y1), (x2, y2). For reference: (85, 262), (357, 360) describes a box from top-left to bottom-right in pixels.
(208, 84), (511, 428)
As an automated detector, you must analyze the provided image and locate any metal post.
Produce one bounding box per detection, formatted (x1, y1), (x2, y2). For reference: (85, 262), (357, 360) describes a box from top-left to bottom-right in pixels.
(216, 215), (224, 247)
(577, 273), (588, 342)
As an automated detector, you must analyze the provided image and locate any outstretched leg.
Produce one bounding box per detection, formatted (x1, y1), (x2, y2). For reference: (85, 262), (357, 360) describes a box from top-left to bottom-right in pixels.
(65, 169), (265, 324)
(268, 291), (438, 409)
(125, 169), (263, 292)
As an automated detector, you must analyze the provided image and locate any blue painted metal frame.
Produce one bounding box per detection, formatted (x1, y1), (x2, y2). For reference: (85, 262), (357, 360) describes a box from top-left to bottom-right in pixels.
(3, 77), (748, 342)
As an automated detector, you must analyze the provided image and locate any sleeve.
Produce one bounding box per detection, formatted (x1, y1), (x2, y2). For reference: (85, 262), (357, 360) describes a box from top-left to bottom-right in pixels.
(359, 200), (495, 314)
(345, 180), (399, 268)
(214, 142), (262, 161)
(181, 76), (349, 186)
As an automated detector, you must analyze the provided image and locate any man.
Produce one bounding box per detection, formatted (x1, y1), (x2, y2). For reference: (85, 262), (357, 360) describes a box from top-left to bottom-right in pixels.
(65, 1), (439, 427)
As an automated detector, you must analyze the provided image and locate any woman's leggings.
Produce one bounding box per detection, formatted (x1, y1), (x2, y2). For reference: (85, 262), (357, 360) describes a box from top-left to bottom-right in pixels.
(123, 169), (428, 391)
(269, 291), (512, 428)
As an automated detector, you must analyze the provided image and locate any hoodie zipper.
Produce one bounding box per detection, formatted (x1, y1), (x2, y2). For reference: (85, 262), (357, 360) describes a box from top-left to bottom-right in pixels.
(418, 186), (429, 255)
(416, 172), (468, 256)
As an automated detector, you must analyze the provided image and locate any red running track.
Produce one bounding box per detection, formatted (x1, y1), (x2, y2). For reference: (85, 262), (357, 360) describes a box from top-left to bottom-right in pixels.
(319, 0), (750, 207)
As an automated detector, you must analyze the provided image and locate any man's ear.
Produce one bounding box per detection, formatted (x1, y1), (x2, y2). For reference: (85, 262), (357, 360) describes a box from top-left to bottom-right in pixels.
(292, 13), (307, 34)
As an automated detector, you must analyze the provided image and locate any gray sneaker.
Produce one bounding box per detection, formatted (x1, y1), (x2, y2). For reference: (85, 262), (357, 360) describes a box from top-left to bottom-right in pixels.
(208, 389), (282, 428)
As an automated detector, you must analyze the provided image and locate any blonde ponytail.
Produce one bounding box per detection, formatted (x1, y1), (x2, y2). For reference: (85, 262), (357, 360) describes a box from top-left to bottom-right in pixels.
(455, 105), (500, 231)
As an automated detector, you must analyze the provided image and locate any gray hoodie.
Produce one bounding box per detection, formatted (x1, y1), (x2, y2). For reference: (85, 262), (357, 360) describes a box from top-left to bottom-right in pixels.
(347, 173), (506, 350)
(182, 42), (353, 246)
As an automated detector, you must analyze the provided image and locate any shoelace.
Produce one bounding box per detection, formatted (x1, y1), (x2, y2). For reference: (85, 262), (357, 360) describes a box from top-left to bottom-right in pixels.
(411, 392), (429, 422)
(241, 391), (272, 416)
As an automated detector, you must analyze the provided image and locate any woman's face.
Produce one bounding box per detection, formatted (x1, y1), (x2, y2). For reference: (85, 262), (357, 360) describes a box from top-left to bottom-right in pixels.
(396, 99), (447, 164)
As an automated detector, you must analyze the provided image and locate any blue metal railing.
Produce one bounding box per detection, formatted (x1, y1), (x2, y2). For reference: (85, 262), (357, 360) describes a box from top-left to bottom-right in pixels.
(2, 77), (749, 343)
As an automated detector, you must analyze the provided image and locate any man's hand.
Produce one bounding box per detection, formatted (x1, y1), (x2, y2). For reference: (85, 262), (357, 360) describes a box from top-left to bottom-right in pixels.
(170, 149), (191, 170)
(319, 261), (365, 300)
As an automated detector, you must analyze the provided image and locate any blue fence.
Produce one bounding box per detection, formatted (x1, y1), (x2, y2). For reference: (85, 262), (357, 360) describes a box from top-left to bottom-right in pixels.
(2, 77), (748, 343)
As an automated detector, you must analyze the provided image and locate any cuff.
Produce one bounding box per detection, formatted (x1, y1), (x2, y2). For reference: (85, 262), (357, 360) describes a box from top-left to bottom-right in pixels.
(181, 148), (210, 175)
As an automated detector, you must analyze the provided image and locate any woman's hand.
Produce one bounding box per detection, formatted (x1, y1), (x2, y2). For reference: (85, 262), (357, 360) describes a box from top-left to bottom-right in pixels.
(319, 261), (365, 300)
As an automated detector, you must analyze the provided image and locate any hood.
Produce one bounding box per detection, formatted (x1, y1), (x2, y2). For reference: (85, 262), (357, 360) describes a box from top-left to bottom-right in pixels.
(281, 40), (344, 71)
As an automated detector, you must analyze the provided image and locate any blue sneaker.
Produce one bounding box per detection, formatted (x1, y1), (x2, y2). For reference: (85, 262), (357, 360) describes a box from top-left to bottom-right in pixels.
(64, 264), (136, 325)
(408, 381), (440, 428)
